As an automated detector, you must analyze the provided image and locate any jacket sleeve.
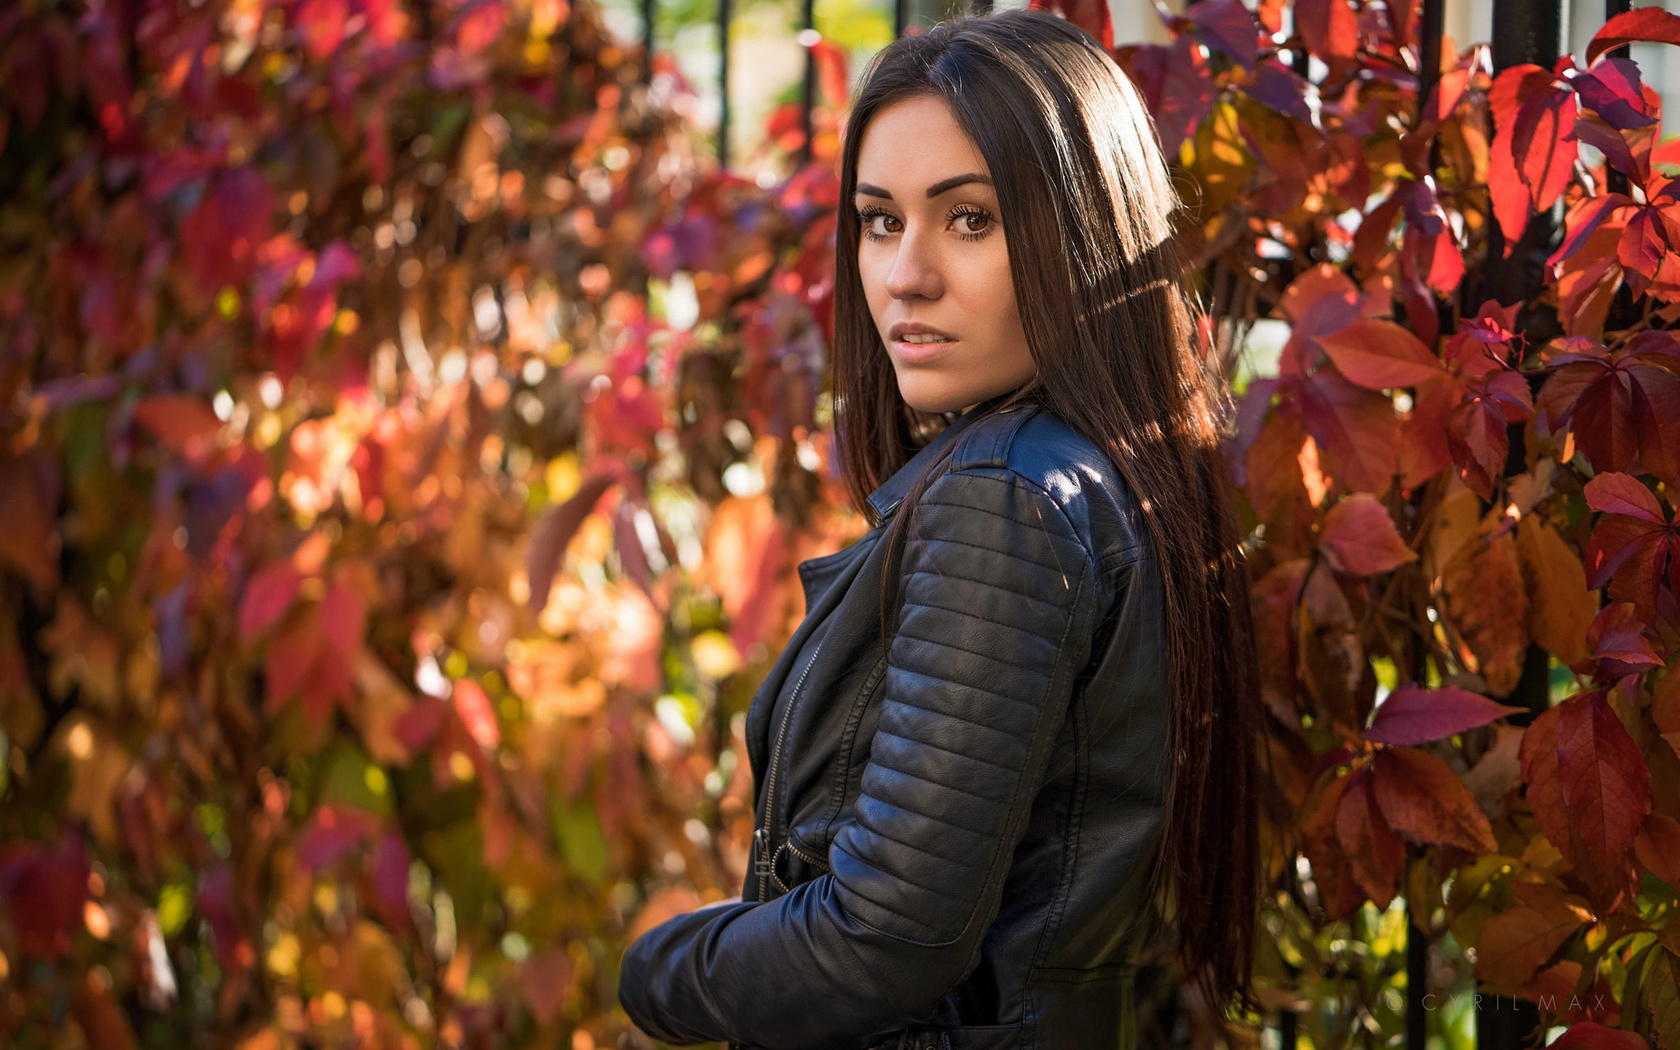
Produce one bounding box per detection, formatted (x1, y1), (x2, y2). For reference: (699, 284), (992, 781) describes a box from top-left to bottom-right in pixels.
(617, 468), (1105, 1049)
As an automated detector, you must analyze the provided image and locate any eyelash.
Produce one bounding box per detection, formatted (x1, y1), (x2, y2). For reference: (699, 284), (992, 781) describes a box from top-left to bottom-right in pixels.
(856, 203), (996, 243)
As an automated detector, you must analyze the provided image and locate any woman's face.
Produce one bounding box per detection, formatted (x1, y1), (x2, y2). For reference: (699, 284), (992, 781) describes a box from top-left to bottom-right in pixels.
(853, 94), (1036, 415)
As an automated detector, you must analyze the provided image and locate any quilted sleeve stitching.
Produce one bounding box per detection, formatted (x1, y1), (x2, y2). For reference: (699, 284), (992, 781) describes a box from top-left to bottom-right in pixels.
(830, 466), (1098, 951)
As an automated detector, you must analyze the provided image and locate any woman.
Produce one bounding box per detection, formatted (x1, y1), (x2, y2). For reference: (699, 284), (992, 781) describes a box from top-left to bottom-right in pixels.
(618, 9), (1267, 1049)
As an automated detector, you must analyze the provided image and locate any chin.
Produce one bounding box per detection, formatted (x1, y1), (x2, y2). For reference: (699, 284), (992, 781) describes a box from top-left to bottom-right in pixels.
(892, 374), (968, 416)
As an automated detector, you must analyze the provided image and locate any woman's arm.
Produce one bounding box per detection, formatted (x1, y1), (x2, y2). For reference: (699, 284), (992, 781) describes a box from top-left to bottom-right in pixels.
(617, 467), (1107, 1050)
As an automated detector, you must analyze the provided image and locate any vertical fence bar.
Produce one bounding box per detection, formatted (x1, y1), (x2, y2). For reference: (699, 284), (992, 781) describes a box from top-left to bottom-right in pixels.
(1482, 0), (1563, 308)
(1406, 888), (1429, 1049)
(641, 0), (655, 82)
(895, 0), (909, 39)
(1604, 0), (1632, 197)
(798, 0), (817, 167)
(1478, 13), (1564, 1050)
(718, 0), (732, 169)
(1405, 4), (1449, 1044)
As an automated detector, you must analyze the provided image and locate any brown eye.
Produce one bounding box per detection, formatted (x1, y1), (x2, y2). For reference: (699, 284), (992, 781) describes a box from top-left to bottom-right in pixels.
(948, 205), (996, 242)
(857, 207), (900, 242)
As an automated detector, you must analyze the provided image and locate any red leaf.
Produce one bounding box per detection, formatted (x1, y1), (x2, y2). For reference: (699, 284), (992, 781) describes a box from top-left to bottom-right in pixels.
(1334, 768), (1404, 906)
(1401, 376), (1454, 488)
(1551, 1020), (1652, 1050)
(1319, 493), (1417, 575)
(1573, 369), (1640, 472)
(1572, 58), (1658, 130)
(1315, 319), (1442, 390)
(1586, 6), (1680, 66)
(1298, 372), (1401, 496)
(1026, 0), (1113, 51)
(453, 679), (500, 750)
(1185, 0), (1258, 69)
(1422, 67), (1471, 124)
(132, 395), (222, 463)
(1513, 86), (1579, 216)
(1298, 775), (1366, 920)
(1548, 193), (1633, 267)
(239, 562), (302, 640)
(1520, 703), (1575, 859)
(1556, 690), (1653, 874)
(1365, 685), (1525, 746)
(1582, 602), (1663, 677)
(0, 834), (87, 960)
(296, 804), (380, 870)
(179, 167), (272, 294)
(370, 832), (411, 931)
(1489, 65), (1561, 246)
(1116, 37), (1213, 158)
(525, 469), (620, 613)
(1633, 812), (1680, 884)
(1294, 0), (1359, 66)
(1370, 746), (1498, 852)
(1632, 362), (1680, 488)
(1618, 207), (1671, 275)
(1584, 514), (1672, 615)
(1446, 395), (1508, 500)
(296, 0), (349, 59)
(393, 699), (449, 753)
(1583, 471), (1665, 522)
(1403, 224), (1465, 297)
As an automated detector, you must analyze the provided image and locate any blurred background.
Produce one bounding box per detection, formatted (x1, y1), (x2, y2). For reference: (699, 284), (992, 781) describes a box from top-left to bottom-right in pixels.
(2, 0), (1679, 1049)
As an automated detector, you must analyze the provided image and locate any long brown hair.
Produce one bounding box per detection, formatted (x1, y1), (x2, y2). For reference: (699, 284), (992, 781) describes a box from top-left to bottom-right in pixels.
(830, 8), (1270, 1024)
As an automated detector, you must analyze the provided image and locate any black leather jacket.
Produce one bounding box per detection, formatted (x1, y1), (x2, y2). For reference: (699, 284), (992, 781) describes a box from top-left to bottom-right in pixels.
(618, 399), (1172, 1050)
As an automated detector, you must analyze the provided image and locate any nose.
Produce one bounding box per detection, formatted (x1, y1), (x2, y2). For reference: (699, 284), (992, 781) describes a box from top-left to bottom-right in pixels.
(884, 226), (943, 301)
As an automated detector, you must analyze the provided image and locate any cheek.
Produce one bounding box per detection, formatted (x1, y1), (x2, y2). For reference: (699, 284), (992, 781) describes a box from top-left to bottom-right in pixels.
(964, 244), (1021, 331)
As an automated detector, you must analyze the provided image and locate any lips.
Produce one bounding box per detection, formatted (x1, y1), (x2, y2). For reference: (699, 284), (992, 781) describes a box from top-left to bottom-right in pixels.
(888, 321), (956, 342)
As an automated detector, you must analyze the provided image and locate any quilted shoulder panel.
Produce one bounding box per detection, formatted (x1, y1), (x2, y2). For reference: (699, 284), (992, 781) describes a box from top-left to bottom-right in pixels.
(830, 465), (1104, 948)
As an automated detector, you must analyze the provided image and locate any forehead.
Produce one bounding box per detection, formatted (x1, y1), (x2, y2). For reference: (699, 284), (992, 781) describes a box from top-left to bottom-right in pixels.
(854, 95), (991, 188)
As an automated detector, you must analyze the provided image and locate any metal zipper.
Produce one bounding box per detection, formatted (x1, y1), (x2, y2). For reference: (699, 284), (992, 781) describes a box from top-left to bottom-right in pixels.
(754, 636), (825, 901)
(769, 834), (834, 892)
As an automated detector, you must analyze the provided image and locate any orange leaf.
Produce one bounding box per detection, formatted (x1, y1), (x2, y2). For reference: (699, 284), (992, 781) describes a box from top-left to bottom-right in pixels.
(1316, 320), (1442, 391)
(132, 395), (222, 463)
(1515, 516), (1596, 666)
(1441, 531), (1531, 696)
(1634, 812), (1680, 885)
(1319, 493), (1417, 575)
(1476, 881), (1589, 987)
(1334, 768), (1404, 906)
(1298, 774), (1365, 920)
(1371, 746), (1498, 852)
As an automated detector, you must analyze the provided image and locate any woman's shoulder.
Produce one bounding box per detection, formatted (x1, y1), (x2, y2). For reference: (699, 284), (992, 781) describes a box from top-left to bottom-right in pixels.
(937, 403), (1153, 571)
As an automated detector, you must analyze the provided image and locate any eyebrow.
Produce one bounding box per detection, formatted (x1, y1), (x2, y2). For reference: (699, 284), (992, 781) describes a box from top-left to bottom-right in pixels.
(855, 173), (994, 200)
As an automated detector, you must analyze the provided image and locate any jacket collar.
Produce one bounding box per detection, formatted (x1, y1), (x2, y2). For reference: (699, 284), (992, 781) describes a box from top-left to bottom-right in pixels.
(865, 393), (1014, 519)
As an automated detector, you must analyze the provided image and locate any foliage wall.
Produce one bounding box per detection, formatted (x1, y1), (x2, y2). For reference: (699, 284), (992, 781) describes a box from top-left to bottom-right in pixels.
(1071, 1), (1680, 1047)
(0, 0), (853, 1045)
(8, 0), (1680, 1049)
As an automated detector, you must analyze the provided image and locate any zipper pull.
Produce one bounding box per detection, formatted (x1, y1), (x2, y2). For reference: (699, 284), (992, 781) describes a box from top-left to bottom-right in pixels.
(752, 827), (771, 880)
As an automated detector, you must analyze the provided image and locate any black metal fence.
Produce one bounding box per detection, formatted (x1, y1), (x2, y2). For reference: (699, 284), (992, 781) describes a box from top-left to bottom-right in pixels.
(635, 0), (1605, 1046)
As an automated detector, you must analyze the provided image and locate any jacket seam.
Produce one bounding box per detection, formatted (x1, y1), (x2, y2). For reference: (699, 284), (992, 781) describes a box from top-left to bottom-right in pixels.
(946, 466), (1102, 571)
(816, 652), (890, 858)
(900, 597), (1065, 643)
(1027, 664), (1088, 977)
